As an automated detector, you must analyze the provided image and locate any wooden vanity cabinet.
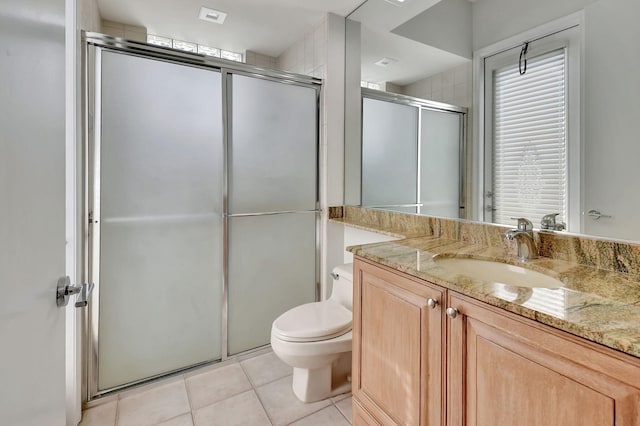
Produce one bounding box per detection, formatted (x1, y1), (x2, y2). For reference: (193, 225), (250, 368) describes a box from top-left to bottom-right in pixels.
(352, 257), (640, 426)
(352, 259), (445, 426)
(447, 292), (640, 426)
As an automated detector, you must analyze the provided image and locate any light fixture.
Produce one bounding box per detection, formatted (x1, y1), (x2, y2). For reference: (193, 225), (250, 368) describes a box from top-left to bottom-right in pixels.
(199, 6), (227, 24)
(374, 57), (398, 67)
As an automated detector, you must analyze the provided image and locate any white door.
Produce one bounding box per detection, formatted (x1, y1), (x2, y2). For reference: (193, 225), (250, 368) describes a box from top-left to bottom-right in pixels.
(0, 0), (68, 424)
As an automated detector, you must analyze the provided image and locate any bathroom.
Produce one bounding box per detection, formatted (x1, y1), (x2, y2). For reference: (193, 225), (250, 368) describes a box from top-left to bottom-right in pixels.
(2, 0), (640, 425)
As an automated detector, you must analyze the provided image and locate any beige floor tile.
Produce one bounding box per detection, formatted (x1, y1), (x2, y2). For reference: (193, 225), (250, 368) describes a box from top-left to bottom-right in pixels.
(289, 406), (350, 426)
(117, 380), (190, 426)
(255, 376), (331, 426)
(335, 397), (353, 424)
(186, 363), (252, 410)
(156, 413), (194, 426)
(240, 351), (292, 387)
(79, 400), (117, 426)
(193, 390), (270, 426)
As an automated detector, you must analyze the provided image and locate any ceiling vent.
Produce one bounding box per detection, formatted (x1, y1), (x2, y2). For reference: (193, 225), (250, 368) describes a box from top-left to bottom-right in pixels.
(199, 7), (227, 24)
(374, 57), (398, 67)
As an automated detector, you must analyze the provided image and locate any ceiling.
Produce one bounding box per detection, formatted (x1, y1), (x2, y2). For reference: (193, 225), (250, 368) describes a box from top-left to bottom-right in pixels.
(97, 0), (365, 57)
(97, 0), (472, 85)
(349, 0), (471, 86)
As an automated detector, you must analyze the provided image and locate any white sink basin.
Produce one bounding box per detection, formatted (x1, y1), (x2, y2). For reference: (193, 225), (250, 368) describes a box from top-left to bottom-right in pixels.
(433, 256), (564, 288)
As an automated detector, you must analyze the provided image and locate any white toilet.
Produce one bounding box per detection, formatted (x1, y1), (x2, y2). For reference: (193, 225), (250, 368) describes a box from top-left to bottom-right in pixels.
(271, 263), (353, 403)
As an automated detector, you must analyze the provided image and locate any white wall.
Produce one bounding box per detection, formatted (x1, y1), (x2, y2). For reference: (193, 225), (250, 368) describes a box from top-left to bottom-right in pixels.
(393, 0), (472, 59)
(472, 0), (595, 50)
(344, 19), (362, 207)
(78, 0), (101, 32)
(343, 228), (401, 264)
(276, 14), (346, 299)
(582, 0), (640, 239)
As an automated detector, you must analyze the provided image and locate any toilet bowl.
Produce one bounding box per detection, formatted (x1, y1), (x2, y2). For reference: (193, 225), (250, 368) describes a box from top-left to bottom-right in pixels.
(271, 263), (353, 403)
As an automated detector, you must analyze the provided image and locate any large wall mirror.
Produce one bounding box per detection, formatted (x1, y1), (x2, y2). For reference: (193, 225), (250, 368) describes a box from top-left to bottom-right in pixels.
(344, 0), (640, 243)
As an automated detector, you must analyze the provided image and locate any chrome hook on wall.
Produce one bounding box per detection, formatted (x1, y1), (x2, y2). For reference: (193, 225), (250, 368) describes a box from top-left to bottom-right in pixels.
(519, 42), (530, 75)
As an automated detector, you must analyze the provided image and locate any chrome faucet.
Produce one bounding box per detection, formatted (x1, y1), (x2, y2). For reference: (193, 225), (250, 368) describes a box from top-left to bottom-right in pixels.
(505, 218), (538, 261)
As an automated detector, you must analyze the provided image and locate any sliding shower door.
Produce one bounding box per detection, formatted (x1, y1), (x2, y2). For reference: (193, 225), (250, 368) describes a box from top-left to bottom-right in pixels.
(94, 50), (224, 391)
(361, 97), (419, 212)
(227, 74), (318, 355)
(360, 90), (466, 218)
(87, 38), (321, 398)
(420, 109), (464, 218)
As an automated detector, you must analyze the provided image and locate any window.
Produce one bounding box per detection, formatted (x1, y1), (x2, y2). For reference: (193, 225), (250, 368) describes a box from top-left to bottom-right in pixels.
(482, 25), (580, 230)
(147, 34), (243, 63)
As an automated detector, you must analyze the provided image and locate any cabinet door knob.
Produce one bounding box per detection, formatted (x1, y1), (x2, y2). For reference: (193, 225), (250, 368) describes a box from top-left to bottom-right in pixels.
(426, 298), (439, 309)
(446, 307), (459, 319)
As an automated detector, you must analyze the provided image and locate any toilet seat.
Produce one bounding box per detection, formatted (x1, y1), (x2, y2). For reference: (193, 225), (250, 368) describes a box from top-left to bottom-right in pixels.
(272, 301), (352, 343)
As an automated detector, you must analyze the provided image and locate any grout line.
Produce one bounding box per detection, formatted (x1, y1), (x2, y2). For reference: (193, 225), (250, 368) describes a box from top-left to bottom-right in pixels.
(237, 356), (257, 389)
(249, 380), (276, 425)
(333, 400), (352, 425)
(240, 358), (293, 390)
(181, 377), (197, 426)
(114, 394), (121, 426)
(253, 371), (294, 390)
(282, 404), (332, 426)
(182, 364), (256, 416)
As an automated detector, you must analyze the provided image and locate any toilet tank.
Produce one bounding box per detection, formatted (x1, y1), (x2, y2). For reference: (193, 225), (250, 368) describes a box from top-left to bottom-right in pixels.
(330, 263), (353, 311)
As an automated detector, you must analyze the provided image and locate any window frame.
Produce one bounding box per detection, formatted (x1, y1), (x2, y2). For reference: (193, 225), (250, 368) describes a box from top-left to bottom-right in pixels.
(472, 12), (583, 232)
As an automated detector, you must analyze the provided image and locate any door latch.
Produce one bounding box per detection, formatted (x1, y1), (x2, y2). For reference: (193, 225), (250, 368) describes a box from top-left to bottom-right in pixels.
(56, 276), (95, 308)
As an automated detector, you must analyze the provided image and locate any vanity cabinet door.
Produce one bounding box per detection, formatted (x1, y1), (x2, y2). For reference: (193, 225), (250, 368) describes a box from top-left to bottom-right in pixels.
(447, 292), (640, 426)
(353, 398), (382, 426)
(353, 258), (445, 426)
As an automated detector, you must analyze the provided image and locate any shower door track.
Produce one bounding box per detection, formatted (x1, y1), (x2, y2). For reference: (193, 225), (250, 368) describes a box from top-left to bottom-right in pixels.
(83, 32), (323, 402)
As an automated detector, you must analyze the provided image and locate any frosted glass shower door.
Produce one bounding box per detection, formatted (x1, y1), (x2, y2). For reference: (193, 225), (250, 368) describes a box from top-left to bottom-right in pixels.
(227, 74), (318, 355)
(96, 51), (224, 391)
(420, 109), (463, 218)
(362, 97), (419, 212)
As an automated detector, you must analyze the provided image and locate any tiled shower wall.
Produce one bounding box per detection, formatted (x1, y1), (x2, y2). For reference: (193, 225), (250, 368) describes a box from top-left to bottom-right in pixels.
(397, 62), (472, 108)
(276, 17), (328, 79)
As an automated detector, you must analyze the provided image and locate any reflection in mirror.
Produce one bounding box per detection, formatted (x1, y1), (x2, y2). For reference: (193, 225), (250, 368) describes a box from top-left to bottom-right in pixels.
(345, 0), (640, 242)
(361, 90), (466, 218)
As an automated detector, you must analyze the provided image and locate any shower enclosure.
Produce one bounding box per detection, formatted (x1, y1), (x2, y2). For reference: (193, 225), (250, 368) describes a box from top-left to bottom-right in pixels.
(84, 34), (320, 399)
(360, 90), (467, 218)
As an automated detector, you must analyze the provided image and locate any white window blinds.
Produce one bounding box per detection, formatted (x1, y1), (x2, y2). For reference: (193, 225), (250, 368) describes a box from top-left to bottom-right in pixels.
(491, 49), (568, 226)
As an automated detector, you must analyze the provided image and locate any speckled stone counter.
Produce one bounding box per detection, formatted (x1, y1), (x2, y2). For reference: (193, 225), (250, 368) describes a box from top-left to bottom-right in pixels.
(332, 207), (640, 359)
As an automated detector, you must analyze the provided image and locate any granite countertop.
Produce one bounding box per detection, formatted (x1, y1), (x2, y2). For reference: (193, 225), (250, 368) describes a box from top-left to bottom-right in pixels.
(343, 229), (640, 359)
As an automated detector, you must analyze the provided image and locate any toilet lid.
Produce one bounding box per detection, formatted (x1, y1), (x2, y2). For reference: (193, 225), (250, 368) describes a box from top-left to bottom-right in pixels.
(272, 301), (352, 343)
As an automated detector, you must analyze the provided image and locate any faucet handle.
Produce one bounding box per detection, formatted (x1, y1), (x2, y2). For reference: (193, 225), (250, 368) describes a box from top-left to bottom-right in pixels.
(510, 217), (533, 232)
(540, 213), (559, 230)
(541, 213), (566, 231)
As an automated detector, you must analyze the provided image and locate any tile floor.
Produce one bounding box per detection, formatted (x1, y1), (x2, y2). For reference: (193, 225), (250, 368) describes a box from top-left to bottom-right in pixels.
(80, 349), (352, 426)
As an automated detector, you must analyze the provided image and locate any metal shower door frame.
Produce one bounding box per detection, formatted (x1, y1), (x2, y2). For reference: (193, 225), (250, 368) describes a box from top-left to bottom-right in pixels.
(83, 32), (322, 402)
